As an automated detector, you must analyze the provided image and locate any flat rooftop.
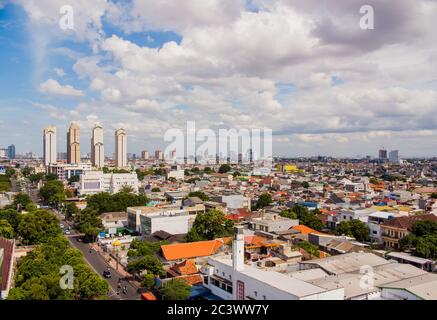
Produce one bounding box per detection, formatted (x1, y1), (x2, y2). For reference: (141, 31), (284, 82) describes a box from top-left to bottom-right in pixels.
(378, 273), (437, 300)
(211, 257), (333, 298)
(300, 252), (391, 275)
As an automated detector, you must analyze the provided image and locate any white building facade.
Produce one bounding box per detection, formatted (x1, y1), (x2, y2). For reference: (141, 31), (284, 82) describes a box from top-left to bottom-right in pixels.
(78, 171), (139, 195)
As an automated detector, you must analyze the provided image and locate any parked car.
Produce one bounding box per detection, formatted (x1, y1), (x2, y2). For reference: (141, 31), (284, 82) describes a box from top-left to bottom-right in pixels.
(103, 270), (111, 278)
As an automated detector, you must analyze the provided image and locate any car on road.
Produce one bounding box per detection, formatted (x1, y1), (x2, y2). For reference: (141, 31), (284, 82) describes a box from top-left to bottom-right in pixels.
(60, 223), (65, 228)
(64, 230), (71, 235)
(103, 270), (111, 278)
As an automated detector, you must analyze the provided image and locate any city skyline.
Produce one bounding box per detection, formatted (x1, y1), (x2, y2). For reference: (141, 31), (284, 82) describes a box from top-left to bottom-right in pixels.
(1, 1), (437, 158)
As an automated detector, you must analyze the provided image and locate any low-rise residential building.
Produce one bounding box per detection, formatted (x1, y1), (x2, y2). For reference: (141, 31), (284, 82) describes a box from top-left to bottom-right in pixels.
(250, 213), (299, 234)
(127, 206), (196, 235)
(381, 214), (437, 249)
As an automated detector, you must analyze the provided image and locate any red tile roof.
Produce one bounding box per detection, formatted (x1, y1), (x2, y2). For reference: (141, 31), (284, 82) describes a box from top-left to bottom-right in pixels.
(161, 238), (230, 261)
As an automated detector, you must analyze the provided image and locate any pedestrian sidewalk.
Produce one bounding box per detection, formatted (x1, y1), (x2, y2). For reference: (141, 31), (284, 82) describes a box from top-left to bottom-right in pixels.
(90, 243), (131, 278)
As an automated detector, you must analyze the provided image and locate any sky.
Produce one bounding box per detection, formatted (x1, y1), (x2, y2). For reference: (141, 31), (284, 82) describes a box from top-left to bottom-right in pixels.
(1, 0), (437, 158)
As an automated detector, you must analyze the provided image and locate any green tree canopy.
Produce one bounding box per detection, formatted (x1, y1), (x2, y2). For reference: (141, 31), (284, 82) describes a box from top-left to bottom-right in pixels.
(127, 255), (165, 277)
(187, 191), (209, 201)
(5, 167), (16, 178)
(74, 208), (102, 242)
(256, 193), (272, 209)
(29, 172), (45, 184)
(218, 164), (231, 174)
(38, 180), (65, 206)
(287, 205), (324, 231)
(400, 221), (437, 259)
(21, 167), (34, 177)
(203, 167), (213, 174)
(45, 173), (59, 181)
(280, 209), (297, 220)
(159, 279), (191, 300)
(64, 202), (80, 221)
(86, 192), (149, 214)
(7, 236), (109, 300)
(141, 273), (156, 290)
(186, 209), (234, 242)
(0, 219), (14, 238)
(68, 175), (80, 185)
(0, 208), (22, 230)
(13, 193), (33, 209)
(337, 219), (370, 242)
(17, 210), (62, 245)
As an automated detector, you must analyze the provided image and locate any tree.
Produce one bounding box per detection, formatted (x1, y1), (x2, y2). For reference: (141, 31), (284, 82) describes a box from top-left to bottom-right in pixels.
(127, 256), (165, 277)
(302, 181), (310, 188)
(218, 164), (231, 174)
(86, 192), (149, 214)
(21, 167), (34, 177)
(64, 202), (80, 221)
(8, 237), (109, 300)
(38, 180), (65, 206)
(136, 169), (146, 181)
(191, 167), (200, 174)
(256, 193), (272, 209)
(74, 208), (102, 241)
(160, 279), (191, 300)
(287, 205), (324, 231)
(204, 167), (213, 174)
(17, 210), (62, 245)
(25, 203), (37, 212)
(119, 185), (134, 194)
(337, 219), (370, 242)
(297, 240), (320, 258)
(0, 219), (14, 238)
(68, 175), (80, 185)
(5, 167), (16, 178)
(45, 173), (59, 181)
(0, 209), (22, 230)
(13, 193), (33, 209)
(142, 274), (156, 290)
(233, 171), (241, 177)
(400, 221), (437, 259)
(29, 172), (45, 184)
(188, 191), (209, 201)
(186, 209), (234, 242)
(280, 209), (297, 220)
(151, 187), (161, 192)
(369, 177), (379, 184)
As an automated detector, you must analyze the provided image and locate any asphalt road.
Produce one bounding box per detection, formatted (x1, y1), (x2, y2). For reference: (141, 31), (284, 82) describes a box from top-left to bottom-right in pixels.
(55, 211), (139, 300)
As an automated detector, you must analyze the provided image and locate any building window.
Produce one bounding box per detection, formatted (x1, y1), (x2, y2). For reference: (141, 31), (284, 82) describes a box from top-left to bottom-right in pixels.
(254, 291), (257, 297)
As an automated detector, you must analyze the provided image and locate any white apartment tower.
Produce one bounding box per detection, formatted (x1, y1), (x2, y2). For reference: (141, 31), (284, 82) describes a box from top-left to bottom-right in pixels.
(91, 123), (104, 168)
(115, 128), (127, 168)
(43, 126), (57, 166)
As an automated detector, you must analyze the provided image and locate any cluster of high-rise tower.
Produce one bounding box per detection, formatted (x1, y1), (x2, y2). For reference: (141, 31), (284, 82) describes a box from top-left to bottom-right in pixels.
(43, 122), (127, 168)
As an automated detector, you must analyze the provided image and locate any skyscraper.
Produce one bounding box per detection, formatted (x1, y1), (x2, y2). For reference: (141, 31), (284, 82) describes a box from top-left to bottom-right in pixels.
(67, 122), (80, 164)
(155, 150), (163, 161)
(389, 150), (399, 163)
(379, 148), (387, 160)
(43, 126), (57, 166)
(115, 128), (127, 168)
(7, 144), (15, 159)
(91, 123), (104, 168)
(141, 150), (149, 160)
